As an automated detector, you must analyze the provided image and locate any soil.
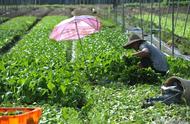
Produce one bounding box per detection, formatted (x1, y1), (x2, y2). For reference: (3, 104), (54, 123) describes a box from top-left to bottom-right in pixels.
(71, 7), (96, 16)
(0, 8), (31, 18)
(47, 6), (98, 17)
(0, 7), (50, 19)
(24, 7), (51, 17)
(0, 5), (102, 20)
(0, 111), (23, 116)
(48, 7), (73, 17)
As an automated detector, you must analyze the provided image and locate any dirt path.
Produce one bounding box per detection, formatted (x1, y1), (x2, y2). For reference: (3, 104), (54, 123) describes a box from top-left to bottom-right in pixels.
(24, 7), (51, 17)
(71, 7), (96, 16)
(48, 7), (73, 17)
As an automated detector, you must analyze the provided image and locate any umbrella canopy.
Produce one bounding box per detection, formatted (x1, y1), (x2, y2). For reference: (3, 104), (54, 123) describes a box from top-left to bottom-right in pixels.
(50, 15), (101, 41)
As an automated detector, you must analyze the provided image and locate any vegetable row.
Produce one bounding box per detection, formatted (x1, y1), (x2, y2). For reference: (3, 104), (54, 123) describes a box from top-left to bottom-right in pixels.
(0, 16), (86, 108)
(0, 16), (37, 48)
(0, 15), (190, 123)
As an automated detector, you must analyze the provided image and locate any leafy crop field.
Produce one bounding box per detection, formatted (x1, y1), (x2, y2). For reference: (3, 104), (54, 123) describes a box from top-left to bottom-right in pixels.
(0, 16), (37, 49)
(0, 17), (8, 23)
(0, 15), (190, 123)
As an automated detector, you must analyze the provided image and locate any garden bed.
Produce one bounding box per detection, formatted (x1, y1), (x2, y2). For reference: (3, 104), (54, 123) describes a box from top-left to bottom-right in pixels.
(0, 6), (190, 124)
(0, 16), (37, 50)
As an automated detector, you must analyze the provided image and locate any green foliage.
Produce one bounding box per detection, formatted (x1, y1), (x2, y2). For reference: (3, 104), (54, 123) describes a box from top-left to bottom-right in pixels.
(61, 107), (83, 124)
(100, 19), (117, 28)
(74, 28), (161, 85)
(0, 17), (8, 22)
(162, 0), (190, 6)
(84, 84), (190, 123)
(0, 16), (37, 48)
(0, 16), (86, 108)
(167, 57), (190, 78)
(0, 15), (190, 124)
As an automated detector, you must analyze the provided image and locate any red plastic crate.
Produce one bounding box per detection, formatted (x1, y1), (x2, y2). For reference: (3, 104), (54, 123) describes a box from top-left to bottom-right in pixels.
(0, 107), (42, 124)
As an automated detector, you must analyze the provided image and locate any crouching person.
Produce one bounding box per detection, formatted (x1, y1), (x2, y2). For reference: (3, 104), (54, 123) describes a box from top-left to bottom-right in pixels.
(142, 76), (190, 108)
(123, 34), (169, 75)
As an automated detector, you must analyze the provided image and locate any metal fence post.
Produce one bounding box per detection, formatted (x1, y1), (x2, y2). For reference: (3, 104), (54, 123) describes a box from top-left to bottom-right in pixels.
(159, 0), (162, 50)
(172, 0), (175, 56)
(139, 0), (144, 39)
(150, 0), (153, 44)
(122, 0), (125, 32)
(183, 2), (190, 37)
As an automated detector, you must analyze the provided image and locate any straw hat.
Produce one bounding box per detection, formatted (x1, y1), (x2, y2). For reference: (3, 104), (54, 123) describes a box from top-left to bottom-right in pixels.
(123, 34), (145, 49)
(164, 76), (190, 105)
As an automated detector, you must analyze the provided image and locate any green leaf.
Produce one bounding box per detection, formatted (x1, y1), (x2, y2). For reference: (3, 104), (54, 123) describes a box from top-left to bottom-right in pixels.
(0, 62), (5, 71)
(60, 85), (66, 94)
(47, 82), (55, 92)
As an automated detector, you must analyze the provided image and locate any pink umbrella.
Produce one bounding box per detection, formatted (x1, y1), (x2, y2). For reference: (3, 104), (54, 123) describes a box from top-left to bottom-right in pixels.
(50, 15), (101, 41)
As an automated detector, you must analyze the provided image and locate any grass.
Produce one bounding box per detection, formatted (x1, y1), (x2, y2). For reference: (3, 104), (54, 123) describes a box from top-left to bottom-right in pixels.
(133, 13), (190, 55)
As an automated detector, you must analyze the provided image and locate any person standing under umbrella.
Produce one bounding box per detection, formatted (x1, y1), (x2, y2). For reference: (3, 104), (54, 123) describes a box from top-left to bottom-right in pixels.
(123, 34), (169, 75)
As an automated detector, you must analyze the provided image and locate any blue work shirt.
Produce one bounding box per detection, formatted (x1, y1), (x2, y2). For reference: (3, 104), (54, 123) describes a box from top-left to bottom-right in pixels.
(139, 42), (169, 72)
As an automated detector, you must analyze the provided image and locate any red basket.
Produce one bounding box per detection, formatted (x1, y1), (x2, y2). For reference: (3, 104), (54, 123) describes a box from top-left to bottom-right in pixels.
(0, 107), (42, 124)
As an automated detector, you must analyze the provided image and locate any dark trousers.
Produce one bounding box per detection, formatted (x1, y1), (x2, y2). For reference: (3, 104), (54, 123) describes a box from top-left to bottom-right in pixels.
(140, 57), (152, 68)
(140, 57), (167, 76)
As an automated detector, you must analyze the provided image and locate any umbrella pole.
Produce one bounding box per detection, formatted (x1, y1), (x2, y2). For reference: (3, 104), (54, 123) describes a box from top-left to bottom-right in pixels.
(77, 37), (91, 79)
(74, 21), (86, 60)
(74, 18), (99, 80)
(74, 20), (88, 69)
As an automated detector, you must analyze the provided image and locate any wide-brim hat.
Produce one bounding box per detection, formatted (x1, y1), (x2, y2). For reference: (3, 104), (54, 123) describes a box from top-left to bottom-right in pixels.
(164, 76), (190, 105)
(123, 34), (145, 49)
